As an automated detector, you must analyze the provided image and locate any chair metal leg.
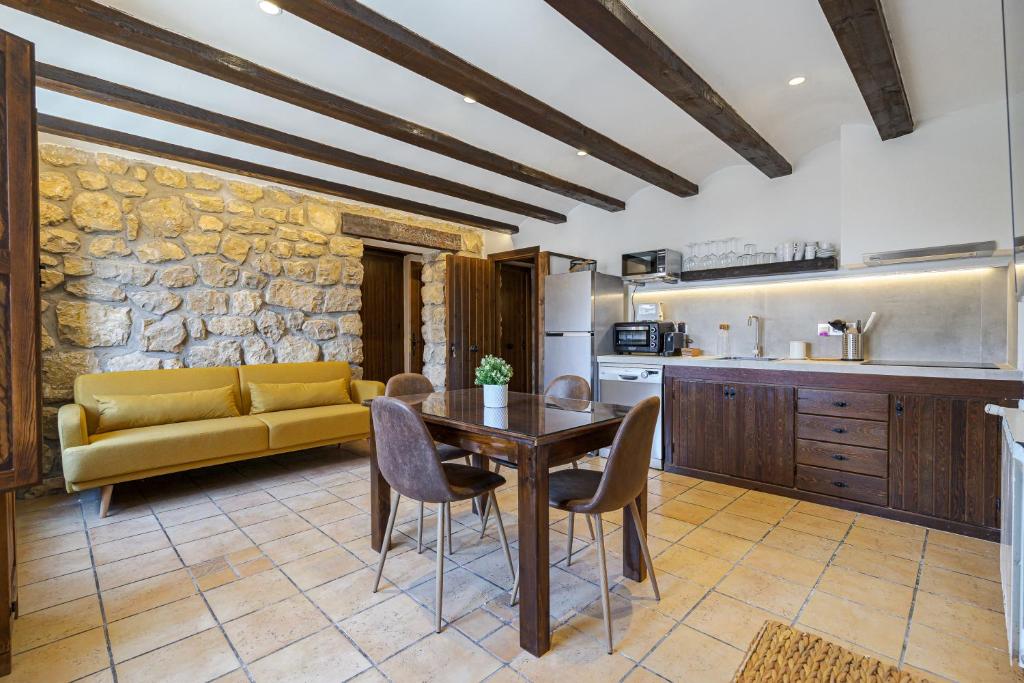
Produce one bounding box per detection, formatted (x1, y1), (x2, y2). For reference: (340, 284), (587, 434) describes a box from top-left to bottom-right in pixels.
(478, 464), (501, 537)
(593, 514), (613, 654)
(566, 512), (575, 566)
(489, 491), (516, 586)
(435, 501), (446, 633)
(584, 512), (595, 540)
(373, 493), (400, 593)
(417, 501), (424, 554)
(510, 566), (519, 606)
(629, 500), (660, 601)
(446, 502), (453, 555)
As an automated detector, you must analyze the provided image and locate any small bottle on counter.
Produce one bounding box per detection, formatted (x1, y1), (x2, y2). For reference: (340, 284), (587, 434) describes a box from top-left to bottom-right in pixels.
(716, 323), (731, 357)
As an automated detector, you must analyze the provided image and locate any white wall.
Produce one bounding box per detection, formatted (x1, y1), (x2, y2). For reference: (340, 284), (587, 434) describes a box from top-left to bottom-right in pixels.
(513, 102), (1013, 273)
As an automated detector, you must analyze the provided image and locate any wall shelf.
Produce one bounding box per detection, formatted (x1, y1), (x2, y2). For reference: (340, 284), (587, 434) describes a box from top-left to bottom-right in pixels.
(679, 256), (838, 282)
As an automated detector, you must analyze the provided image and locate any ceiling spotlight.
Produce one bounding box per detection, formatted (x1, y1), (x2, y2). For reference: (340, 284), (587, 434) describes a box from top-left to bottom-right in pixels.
(258, 1), (282, 15)
(576, 150), (588, 156)
(463, 96), (476, 104)
(788, 76), (806, 86)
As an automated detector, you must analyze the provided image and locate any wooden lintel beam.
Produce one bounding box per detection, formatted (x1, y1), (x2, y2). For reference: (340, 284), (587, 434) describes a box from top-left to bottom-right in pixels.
(543, 0), (792, 178)
(36, 63), (565, 223)
(819, 0), (913, 140)
(37, 114), (519, 234)
(1, 0), (625, 212)
(272, 0), (699, 198)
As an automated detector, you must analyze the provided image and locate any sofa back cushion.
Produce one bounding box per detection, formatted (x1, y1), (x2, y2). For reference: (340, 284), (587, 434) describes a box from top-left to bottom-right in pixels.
(94, 385), (241, 434)
(248, 379), (352, 414)
(238, 361), (352, 414)
(75, 367), (242, 435)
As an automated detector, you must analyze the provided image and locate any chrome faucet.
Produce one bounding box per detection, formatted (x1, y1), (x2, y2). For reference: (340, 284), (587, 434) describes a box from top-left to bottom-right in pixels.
(747, 315), (763, 358)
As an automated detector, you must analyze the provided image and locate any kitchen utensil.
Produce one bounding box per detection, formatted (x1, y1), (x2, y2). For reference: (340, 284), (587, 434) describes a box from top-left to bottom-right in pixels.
(862, 311), (878, 334)
(789, 341), (810, 359)
(804, 244), (817, 260)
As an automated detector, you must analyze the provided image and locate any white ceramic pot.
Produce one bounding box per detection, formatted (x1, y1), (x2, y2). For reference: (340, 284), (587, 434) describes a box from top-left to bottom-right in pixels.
(483, 383), (509, 408)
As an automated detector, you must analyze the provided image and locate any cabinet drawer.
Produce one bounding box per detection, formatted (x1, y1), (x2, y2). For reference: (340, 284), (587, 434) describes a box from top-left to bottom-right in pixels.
(796, 439), (888, 477)
(797, 389), (888, 421)
(796, 414), (888, 450)
(796, 464), (888, 506)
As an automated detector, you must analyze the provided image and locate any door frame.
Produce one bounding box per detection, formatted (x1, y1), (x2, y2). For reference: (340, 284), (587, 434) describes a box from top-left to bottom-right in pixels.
(489, 247), (548, 393)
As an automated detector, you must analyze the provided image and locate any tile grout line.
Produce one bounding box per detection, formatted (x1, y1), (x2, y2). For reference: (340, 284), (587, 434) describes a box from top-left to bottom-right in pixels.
(897, 528), (929, 669)
(77, 490), (121, 683)
(789, 511), (857, 628)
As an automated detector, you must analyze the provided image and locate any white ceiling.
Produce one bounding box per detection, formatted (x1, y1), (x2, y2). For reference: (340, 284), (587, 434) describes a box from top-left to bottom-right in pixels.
(0, 0), (1008, 229)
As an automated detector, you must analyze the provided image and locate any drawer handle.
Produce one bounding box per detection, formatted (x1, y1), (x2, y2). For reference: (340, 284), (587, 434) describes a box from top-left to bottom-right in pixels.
(832, 481), (848, 488)
(832, 401), (848, 408)
(831, 427), (847, 434)
(831, 454), (848, 461)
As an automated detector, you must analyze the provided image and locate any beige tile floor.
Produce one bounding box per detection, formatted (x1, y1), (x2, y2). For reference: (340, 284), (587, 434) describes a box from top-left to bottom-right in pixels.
(10, 441), (1017, 683)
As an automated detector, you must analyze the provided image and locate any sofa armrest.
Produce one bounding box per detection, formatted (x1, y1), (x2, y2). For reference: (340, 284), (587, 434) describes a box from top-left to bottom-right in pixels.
(58, 404), (89, 450)
(351, 379), (385, 404)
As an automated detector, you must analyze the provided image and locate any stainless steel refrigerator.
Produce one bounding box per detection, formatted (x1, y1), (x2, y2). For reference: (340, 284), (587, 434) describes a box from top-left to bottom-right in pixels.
(543, 270), (624, 394)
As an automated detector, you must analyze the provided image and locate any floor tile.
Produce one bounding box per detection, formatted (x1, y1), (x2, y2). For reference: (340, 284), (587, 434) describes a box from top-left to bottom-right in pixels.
(674, 488), (734, 511)
(91, 529), (170, 566)
(642, 513), (694, 543)
(87, 515), (161, 546)
(12, 594), (103, 654)
(510, 624), (635, 682)
(911, 591), (1006, 650)
(242, 512), (313, 545)
(204, 568), (298, 622)
(761, 526), (839, 562)
(739, 544), (826, 587)
(844, 525), (924, 561)
(654, 500), (715, 526)
(905, 623), (1016, 683)
(249, 627), (371, 682)
(798, 591), (907, 660)
(792, 500), (857, 523)
(280, 490), (339, 512)
(642, 624), (744, 683)
(722, 497), (789, 524)
(855, 514), (927, 541)
(114, 627), (239, 683)
(569, 594), (678, 662)
(223, 593), (329, 663)
(7, 627), (108, 683)
(176, 529), (255, 566)
(260, 528), (334, 564)
(684, 591), (777, 649)
(17, 568), (96, 614)
(830, 544), (919, 587)
(298, 499), (362, 527)
(340, 593), (436, 663)
(678, 526), (754, 562)
(107, 594), (215, 663)
(924, 542), (1000, 582)
(95, 547), (183, 591)
(279, 546), (364, 591)
(481, 625), (523, 664)
(779, 510), (850, 540)
(381, 629), (501, 682)
(653, 544), (733, 587)
(701, 511), (773, 542)
(164, 514), (236, 545)
(19, 530), (88, 563)
(101, 568), (196, 622)
(716, 565), (810, 618)
(18, 547), (93, 585)
(306, 566), (398, 622)
(695, 481), (748, 498)
(454, 608), (503, 642)
(927, 529), (999, 558)
(156, 501), (222, 527)
(918, 564), (1003, 612)
(815, 564), (914, 617)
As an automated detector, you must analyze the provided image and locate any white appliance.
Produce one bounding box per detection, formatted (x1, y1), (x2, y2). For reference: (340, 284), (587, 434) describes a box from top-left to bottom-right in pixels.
(598, 363), (663, 469)
(544, 270), (624, 391)
(991, 404), (1024, 669)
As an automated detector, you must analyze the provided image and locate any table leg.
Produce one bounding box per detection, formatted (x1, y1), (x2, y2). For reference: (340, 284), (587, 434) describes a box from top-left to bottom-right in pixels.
(621, 480), (648, 582)
(471, 453), (487, 516)
(517, 443), (550, 656)
(368, 421), (390, 552)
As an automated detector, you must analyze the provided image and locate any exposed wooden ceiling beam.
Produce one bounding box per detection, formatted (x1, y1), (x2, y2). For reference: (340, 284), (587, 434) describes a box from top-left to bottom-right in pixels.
(272, 0), (699, 198)
(2, 0), (625, 213)
(819, 0), (913, 140)
(37, 114), (519, 234)
(36, 63), (565, 224)
(543, 0), (791, 178)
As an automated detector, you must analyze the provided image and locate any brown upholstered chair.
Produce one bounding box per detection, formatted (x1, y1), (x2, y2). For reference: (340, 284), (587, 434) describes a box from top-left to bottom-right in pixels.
(371, 396), (515, 632)
(480, 375), (595, 538)
(511, 395), (661, 653)
(385, 373), (469, 553)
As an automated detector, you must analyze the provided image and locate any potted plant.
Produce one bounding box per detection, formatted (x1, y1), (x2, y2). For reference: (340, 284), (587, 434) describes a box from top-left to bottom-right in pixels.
(475, 355), (513, 408)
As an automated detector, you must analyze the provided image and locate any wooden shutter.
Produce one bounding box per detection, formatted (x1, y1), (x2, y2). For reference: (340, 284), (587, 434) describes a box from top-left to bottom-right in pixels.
(445, 255), (496, 390)
(0, 31), (41, 490)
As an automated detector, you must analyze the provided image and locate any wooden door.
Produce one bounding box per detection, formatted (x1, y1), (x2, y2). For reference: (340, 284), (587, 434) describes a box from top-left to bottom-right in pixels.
(889, 393), (1008, 529)
(733, 383), (795, 486)
(669, 379), (728, 474)
(497, 262), (534, 393)
(0, 30), (42, 676)
(408, 261), (423, 374)
(360, 248), (405, 383)
(445, 255), (496, 390)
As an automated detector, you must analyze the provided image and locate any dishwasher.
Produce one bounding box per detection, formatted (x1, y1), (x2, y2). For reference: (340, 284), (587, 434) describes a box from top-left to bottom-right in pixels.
(598, 363), (664, 469)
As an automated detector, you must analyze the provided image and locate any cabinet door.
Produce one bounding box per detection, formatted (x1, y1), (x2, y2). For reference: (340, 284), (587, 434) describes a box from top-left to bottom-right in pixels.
(733, 383), (796, 486)
(669, 379), (727, 473)
(889, 394), (1004, 528)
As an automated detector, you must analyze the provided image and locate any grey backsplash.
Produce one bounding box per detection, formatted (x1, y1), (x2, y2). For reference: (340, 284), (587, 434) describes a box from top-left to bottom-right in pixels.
(632, 266), (1008, 363)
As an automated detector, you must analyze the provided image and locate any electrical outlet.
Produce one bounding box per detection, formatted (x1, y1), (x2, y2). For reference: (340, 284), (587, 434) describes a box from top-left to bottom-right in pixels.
(817, 323), (843, 337)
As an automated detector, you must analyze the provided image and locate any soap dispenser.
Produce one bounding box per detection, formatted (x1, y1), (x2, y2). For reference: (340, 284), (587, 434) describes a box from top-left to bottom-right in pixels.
(716, 323), (731, 357)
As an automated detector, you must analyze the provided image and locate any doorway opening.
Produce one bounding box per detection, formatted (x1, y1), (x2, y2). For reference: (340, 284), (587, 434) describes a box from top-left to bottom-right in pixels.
(360, 247), (406, 383)
(496, 260), (536, 393)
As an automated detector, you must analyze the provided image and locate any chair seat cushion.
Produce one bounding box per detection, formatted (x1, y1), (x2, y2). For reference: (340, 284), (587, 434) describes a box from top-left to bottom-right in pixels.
(548, 468), (603, 512)
(254, 404), (369, 449)
(442, 463), (506, 499)
(437, 443), (470, 462)
(63, 416), (269, 485)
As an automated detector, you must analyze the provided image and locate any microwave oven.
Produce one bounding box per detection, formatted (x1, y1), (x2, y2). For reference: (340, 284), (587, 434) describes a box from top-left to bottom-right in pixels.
(621, 249), (683, 283)
(614, 321), (676, 354)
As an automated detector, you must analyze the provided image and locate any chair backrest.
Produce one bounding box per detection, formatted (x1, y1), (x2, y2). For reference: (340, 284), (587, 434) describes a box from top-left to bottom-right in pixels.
(371, 396), (455, 503)
(385, 373), (435, 397)
(581, 396), (660, 514)
(544, 375), (591, 401)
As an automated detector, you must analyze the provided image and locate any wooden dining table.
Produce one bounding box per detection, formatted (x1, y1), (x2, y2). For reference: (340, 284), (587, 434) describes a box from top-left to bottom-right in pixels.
(366, 388), (651, 657)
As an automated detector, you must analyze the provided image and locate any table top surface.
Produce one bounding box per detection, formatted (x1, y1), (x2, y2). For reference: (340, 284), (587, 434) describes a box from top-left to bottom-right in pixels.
(370, 388), (632, 439)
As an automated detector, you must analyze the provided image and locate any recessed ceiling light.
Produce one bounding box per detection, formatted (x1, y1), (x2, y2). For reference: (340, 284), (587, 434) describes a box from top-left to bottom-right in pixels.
(463, 96), (476, 104)
(788, 76), (806, 86)
(258, 1), (281, 15)
(576, 150), (588, 156)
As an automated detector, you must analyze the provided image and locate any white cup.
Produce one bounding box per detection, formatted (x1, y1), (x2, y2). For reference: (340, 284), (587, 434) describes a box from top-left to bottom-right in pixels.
(804, 244), (817, 260)
(789, 341), (809, 359)
(782, 242), (794, 261)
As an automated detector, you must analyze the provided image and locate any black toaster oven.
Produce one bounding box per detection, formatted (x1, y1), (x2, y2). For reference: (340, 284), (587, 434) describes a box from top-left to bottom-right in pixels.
(613, 321), (675, 354)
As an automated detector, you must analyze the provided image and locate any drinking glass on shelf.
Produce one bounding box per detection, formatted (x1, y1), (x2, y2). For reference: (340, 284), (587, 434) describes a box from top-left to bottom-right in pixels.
(711, 239), (727, 268)
(741, 243), (756, 266)
(724, 238), (739, 267)
(699, 241), (716, 270)
(684, 243), (698, 272)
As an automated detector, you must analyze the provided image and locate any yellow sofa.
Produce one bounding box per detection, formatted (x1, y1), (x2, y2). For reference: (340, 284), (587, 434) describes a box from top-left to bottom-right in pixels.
(57, 361), (384, 516)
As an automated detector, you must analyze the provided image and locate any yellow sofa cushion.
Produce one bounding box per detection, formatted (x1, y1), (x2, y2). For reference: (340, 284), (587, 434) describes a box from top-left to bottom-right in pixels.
(238, 361), (351, 414)
(62, 416), (269, 486)
(94, 385), (240, 434)
(253, 404), (369, 450)
(248, 379), (351, 415)
(75, 366), (241, 435)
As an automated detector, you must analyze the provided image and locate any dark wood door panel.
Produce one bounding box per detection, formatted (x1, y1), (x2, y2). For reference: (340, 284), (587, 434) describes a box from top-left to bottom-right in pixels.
(735, 383), (795, 486)
(408, 260), (423, 375)
(361, 248), (405, 383)
(797, 413), (888, 450)
(796, 439), (887, 478)
(446, 255), (496, 390)
(497, 263), (533, 393)
(797, 388), (889, 421)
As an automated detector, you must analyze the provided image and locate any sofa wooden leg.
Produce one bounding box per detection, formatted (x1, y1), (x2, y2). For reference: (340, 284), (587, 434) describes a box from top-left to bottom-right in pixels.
(99, 485), (113, 518)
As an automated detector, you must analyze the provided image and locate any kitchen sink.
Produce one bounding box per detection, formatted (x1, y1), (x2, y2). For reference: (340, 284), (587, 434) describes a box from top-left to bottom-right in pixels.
(714, 356), (780, 361)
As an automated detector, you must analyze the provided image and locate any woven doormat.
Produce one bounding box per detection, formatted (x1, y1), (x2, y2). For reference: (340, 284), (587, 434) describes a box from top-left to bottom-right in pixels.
(735, 621), (927, 682)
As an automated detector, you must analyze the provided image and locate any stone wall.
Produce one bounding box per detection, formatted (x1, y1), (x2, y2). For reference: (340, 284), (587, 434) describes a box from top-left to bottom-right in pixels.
(32, 141), (485, 495)
(421, 250), (447, 389)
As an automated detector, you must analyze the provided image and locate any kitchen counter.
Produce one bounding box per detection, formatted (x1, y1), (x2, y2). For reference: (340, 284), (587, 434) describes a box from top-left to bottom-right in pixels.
(597, 354), (1022, 381)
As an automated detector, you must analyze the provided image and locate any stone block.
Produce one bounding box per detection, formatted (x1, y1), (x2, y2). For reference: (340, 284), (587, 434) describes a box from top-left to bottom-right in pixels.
(56, 301), (131, 348)
(71, 192), (122, 232)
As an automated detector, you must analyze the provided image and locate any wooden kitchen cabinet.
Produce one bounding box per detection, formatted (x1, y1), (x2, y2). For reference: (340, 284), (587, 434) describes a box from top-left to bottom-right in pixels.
(668, 378), (794, 486)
